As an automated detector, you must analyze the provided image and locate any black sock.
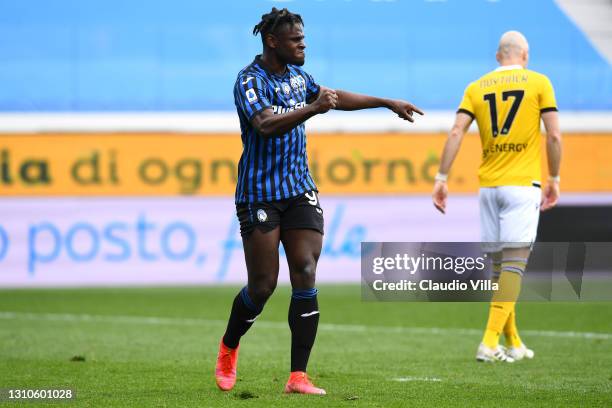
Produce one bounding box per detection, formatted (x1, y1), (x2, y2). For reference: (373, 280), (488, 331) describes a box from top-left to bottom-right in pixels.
(288, 288), (320, 372)
(222, 286), (262, 349)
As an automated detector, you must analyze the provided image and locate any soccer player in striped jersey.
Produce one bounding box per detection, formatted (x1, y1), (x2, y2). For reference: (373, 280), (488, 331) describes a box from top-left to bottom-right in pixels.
(215, 7), (423, 395)
(432, 31), (562, 363)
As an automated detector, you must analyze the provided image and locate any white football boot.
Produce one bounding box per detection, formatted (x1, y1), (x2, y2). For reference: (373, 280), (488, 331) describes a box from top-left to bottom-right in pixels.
(506, 343), (535, 361)
(476, 343), (515, 363)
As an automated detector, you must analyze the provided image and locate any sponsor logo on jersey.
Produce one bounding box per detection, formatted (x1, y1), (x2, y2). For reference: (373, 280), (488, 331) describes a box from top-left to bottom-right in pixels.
(241, 76), (255, 85)
(305, 191), (318, 206)
(483, 142), (529, 158)
(272, 101), (306, 114)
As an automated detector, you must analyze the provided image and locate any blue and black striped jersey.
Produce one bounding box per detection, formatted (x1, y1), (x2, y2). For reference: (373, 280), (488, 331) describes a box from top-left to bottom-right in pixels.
(233, 55), (320, 204)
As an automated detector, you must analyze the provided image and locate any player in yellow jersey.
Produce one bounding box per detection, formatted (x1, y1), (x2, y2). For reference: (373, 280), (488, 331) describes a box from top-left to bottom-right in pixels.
(432, 31), (562, 362)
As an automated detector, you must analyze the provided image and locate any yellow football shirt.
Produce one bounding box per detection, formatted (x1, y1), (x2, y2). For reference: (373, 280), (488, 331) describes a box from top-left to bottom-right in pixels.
(458, 65), (557, 187)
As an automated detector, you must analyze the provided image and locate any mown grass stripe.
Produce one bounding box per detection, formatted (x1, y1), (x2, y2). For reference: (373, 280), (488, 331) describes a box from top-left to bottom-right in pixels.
(1, 311), (611, 340)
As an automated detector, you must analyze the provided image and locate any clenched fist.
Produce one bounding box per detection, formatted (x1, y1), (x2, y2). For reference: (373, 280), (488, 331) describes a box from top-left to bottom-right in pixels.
(311, 88), (338, 114)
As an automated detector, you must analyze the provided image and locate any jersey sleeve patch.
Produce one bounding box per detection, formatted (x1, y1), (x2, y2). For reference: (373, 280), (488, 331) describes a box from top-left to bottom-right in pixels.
(235, 74), (272, 121)
(245, 88), (258, 103)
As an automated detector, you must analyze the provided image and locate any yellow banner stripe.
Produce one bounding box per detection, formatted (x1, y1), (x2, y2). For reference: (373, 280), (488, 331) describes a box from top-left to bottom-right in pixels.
(0, 132), (610, 196)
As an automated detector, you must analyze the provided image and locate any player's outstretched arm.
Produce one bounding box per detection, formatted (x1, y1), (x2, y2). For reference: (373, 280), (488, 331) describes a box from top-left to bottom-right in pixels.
(251, 88), (338, 138)
(432, 112), (473, 214)
(541, 110), (562, 211)
(332, 89), (424, 122)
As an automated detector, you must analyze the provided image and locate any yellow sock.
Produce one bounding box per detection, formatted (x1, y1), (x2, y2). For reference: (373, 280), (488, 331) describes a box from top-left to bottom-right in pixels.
(482, 302), (512, 348)
(504, 308), (523, 347)
(482, 269), (523, 348)
(499, 257), (526, 347)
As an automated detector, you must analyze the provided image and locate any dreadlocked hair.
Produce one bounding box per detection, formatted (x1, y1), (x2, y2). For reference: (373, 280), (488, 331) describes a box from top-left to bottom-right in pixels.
(252, 7), (303, 41)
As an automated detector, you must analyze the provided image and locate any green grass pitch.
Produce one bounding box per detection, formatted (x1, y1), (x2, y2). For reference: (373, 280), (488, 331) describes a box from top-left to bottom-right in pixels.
(0, 285), (611, 407)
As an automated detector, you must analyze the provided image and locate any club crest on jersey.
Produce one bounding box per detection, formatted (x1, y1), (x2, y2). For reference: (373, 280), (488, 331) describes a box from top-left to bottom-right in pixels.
(246, 88), (258, 103)
(282, 83), (291, 95)
(257, 209), (268, 222)
(291, 75), (307, 92)
(290, 77), (299, 90)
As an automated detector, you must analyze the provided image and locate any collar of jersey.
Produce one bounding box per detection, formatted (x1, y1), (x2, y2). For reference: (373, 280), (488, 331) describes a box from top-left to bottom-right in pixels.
(254, 55), (290, 79)
(494, 64), (524, 72)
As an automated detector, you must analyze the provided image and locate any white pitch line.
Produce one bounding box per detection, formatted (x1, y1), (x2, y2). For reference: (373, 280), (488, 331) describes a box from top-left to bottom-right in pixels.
(0, 311), (611, 341)
(392, 377), (442, 383)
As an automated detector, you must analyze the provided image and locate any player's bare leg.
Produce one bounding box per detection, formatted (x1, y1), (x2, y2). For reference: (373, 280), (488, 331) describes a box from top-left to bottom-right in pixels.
(216, 227), (281, 391)
(281, 228), (326, 395)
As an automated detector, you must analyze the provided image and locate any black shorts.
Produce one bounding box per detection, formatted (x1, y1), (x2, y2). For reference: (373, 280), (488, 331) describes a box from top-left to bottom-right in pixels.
(236, 190), (324, 237)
